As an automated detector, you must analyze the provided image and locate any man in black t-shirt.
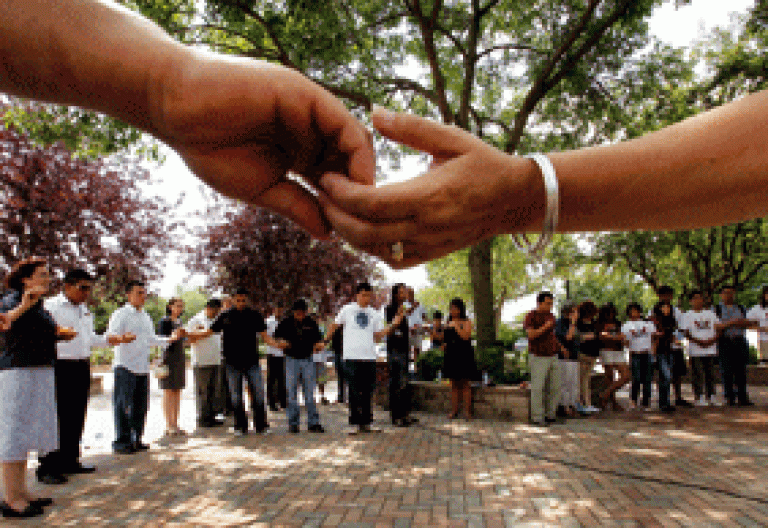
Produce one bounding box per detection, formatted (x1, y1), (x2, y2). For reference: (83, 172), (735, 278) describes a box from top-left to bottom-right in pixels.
(201, 288), (286, 435)
(274, 299), (325, 433)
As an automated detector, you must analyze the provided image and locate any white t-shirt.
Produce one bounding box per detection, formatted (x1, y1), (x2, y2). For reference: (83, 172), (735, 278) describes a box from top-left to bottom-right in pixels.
(334, 302), (384, 361)
(186, 311), (223, 366)
(680, 310), (720, 357)
(408, 304), (426, 329)
(265, 315), (283, 357)
(747, 305), (768, 342)
(621, 320), (656, 353)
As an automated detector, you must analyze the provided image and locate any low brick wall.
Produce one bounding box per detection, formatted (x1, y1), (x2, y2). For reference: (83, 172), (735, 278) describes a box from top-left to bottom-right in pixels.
(410, 381), (531, 422)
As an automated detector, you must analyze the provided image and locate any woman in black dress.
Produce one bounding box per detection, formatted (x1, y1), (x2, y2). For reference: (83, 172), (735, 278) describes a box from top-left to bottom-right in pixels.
(442, 298), (475, 420)
(158, 298), (186, 437)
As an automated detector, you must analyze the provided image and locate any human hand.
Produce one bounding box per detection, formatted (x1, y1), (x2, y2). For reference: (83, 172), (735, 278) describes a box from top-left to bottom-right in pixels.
(155, 54), (375, 239)
(56, 326), (78, 341)
(318, 108), (547, 267)
(122, 332), (137, 344)
(171, 328), (186, 341)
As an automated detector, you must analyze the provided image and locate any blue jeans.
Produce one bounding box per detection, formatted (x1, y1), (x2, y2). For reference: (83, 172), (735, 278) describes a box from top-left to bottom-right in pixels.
(285, 357), (320, 428)
(630, 353), (653, 406)
(113, 367), (149, 450)
(225, 363), (267, 432)
(656, 353), (673, 408)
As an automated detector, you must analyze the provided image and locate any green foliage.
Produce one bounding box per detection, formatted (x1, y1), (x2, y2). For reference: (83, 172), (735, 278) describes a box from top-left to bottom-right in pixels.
(565, 262), (657, 316)
(416, 348), (444, 382)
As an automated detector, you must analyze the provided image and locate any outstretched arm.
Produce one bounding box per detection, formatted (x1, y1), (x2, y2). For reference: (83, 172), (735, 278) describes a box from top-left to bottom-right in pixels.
(320, 90), (768, 267)
(0, 0), (376, 239)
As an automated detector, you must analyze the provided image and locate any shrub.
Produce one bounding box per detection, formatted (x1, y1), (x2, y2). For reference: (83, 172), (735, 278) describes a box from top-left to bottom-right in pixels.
(417, 348), (444, 381)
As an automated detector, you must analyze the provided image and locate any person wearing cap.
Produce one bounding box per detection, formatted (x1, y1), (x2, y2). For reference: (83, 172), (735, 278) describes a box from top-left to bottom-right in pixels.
(274, 300), (325, 434)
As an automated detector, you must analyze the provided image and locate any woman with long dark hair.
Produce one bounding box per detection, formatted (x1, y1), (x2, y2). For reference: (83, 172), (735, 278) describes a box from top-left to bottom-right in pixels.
(652, 301), (677, 412)
(576, 301), (600, 413)
(0, 258), (75, 518)
(596, 303), (630, 411)
(158, 297), (187, 438)
(385, 283), (413, 426)
(442, 298), (476, 419)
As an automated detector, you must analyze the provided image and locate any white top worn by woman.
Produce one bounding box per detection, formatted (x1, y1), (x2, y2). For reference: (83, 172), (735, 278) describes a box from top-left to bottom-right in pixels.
(334, 302), (384, 361)
(746, 305), (768, 342)
(621, 320), (656, 353)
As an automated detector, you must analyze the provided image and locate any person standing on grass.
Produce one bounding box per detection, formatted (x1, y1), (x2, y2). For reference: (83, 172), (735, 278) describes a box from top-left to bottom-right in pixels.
(524, 292), (560, 426)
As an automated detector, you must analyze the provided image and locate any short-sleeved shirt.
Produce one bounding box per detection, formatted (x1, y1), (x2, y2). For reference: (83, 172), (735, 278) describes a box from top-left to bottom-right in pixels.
(274, 315), (322, 360)
(265, 315), (283, 357)
(747, 305), (768, 342)
(621, 320), (656, 353)
(0, 290), (58, 369)
(334, 302), (384, 361)
(186, 311), (222, 366)
(716, 303), (746, 340)
(523, 310), (557, 357)
(680, 310), (719, 357)
(385, 305), (410, 359)
(210, 307), (266, 369)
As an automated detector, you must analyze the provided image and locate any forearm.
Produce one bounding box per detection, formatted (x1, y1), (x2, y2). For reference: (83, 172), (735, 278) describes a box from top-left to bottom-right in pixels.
(531, 89), (768, 233)
(0, 0), (186, 135)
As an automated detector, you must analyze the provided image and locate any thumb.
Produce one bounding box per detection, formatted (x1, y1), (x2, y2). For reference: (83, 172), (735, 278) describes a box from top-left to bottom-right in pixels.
(371, 106), (479, 157)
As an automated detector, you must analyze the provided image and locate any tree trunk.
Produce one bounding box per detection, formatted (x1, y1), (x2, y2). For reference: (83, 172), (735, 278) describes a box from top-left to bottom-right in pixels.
(469, 238), (495, 350)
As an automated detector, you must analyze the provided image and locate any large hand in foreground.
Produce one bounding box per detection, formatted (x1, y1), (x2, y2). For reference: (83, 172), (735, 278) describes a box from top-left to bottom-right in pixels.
(318, 109), (547, 267)
(155, 55), (375, 239)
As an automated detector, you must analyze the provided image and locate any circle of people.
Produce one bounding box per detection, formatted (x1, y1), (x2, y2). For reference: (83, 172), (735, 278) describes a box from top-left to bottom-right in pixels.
(524, 286), (768, 426)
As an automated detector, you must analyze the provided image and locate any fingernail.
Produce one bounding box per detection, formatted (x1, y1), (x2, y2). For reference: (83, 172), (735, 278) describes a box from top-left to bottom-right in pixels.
(372, 104), (394, 128)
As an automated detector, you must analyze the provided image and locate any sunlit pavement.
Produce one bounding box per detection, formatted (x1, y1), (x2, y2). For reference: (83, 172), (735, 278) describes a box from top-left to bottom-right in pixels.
(4, 371), (768, 527)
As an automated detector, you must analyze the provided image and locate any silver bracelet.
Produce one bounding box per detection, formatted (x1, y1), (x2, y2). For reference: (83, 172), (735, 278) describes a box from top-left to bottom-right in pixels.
(512, 153), (559, 256)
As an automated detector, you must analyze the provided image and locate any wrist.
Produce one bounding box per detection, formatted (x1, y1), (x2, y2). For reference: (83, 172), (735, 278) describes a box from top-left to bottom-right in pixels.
(500, 153), (547, 235)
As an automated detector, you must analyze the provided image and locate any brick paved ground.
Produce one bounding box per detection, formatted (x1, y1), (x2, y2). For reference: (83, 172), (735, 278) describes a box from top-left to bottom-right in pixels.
(3, 372), (768, 527)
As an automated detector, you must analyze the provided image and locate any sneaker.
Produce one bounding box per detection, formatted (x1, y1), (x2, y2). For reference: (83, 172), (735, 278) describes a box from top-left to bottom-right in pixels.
(308, 424), (325, 433)
(694, 397), (708, 407)
(230, 427), (247, 437)
(585, 405), (601, 413)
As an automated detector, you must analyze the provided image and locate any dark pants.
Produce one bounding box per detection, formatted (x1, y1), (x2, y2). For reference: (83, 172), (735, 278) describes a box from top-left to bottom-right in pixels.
(346, 360), (375, 426)
(193, 365), (222, 424)
(690, 356), (717, 399)
(334, 351), (347, 403)
(266, 355), (287, 409)
(221, 360), (233, 414)
(39, 359), (91, 472)
(388, 356), (411, 422)
(225, 363), (268, 432)
(630, 353), (653, 406)
(656, 353), (673, 408)
(113, 366), (149, 450)
(719, 337), (750, 404)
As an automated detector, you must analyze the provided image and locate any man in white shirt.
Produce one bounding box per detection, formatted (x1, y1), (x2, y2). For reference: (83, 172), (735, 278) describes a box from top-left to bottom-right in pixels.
(37, 269), (128, 482)
(746, 285), (768, 363)
(679, 290), (721, 406)
(107, 281), (183, 454)
(186, 298), (224, 427)
(322, 282), (401, 434)
(265, 305), (287, 412)
(621, 303), (657, 410)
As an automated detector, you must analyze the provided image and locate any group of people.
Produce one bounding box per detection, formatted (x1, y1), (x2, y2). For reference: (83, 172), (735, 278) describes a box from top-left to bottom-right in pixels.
(525, 285), (768, 426)
(0, 258), (454, 519)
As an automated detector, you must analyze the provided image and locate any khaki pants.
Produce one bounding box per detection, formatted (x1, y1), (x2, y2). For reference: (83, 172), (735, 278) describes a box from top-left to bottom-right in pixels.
(578, 355), (597, 407)
(529, 354), (560, 423)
